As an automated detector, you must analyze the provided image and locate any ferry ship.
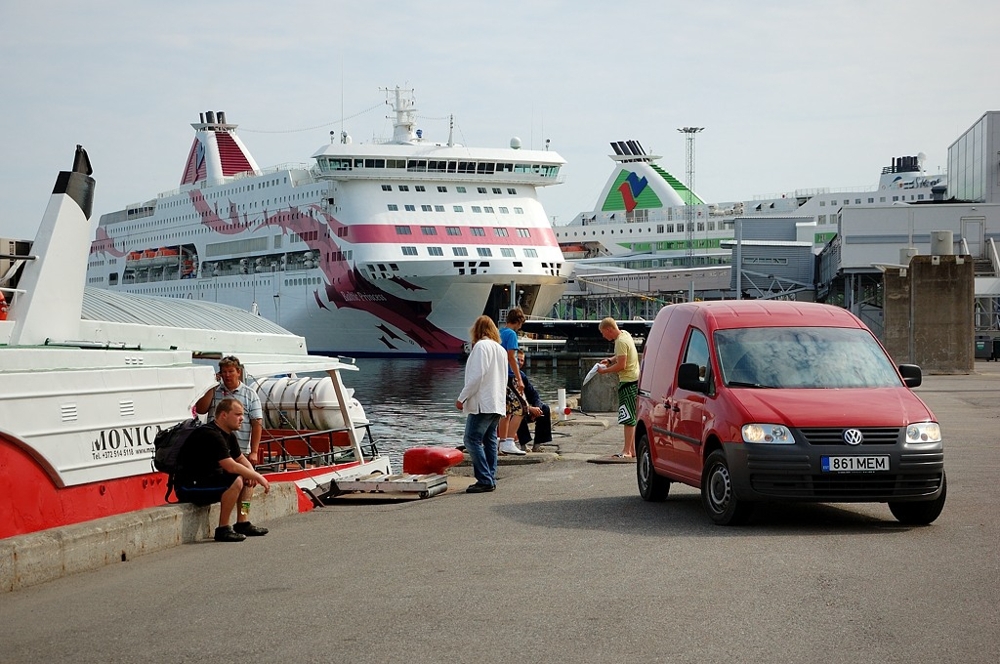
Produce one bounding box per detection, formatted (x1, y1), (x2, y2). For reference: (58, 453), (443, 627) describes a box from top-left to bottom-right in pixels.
(86, 89), (571, 357)
(555, 140), (946, 263)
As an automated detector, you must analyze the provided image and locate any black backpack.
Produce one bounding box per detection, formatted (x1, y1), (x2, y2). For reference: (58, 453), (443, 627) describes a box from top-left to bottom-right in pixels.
(152, 418), (202, 501)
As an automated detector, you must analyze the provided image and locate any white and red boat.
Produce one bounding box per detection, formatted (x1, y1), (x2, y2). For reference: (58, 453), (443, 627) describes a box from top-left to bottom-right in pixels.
(85, 88), (572, 357)
(0, 147), (394, 540)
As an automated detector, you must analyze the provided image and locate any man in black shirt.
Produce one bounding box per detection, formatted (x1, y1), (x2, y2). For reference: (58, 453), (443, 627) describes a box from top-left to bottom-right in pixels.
(176, 398), (271, 542)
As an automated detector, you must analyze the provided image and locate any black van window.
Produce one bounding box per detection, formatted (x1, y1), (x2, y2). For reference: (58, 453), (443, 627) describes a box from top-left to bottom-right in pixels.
(683, 328), (710, 381)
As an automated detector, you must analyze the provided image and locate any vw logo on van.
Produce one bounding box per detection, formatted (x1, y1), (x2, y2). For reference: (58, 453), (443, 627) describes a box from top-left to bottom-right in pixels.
(843, 428), (864, 446)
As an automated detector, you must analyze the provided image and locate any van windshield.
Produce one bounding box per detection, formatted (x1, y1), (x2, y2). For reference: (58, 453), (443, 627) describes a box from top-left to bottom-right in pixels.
(715, 327), (902, 389)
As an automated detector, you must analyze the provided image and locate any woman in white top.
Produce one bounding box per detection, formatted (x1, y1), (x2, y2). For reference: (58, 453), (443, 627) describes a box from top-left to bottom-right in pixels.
(456, 315), (508, 492)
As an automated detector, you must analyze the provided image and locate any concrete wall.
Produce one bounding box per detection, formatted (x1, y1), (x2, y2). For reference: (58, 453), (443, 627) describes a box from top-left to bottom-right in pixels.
(1, 483), (300, 593)
(882, 255), (974, 373)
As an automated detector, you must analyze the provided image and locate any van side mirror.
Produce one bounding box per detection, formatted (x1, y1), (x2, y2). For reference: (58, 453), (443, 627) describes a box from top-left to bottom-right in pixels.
(898, 364), (922, 388)
(678, 362), (709, 394)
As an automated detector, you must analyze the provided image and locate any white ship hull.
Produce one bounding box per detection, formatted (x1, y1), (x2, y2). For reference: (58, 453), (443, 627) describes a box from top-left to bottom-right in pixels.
(86, 90), (571, 357)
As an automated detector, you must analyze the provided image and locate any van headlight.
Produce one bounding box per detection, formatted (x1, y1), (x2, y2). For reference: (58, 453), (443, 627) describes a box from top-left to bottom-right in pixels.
(906, 422), (941, 443)
(742, 424), (794, 444)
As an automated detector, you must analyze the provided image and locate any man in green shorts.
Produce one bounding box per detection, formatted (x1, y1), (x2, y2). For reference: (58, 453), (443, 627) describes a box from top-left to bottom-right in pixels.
(596, 317), (639, 458)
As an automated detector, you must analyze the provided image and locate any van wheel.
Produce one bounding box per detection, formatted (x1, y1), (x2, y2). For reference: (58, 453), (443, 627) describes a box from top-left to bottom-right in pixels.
(637, 433), (669, 502)
(701, 450), (753, 525)
(889, 473), (946, 525)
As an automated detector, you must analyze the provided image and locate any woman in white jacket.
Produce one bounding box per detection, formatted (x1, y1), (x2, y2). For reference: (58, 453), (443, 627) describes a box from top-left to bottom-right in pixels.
(455, 315), (508, 492)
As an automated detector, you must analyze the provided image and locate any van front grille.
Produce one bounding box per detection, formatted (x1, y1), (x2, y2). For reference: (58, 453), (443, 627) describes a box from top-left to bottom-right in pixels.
(798, 427), (901, 446)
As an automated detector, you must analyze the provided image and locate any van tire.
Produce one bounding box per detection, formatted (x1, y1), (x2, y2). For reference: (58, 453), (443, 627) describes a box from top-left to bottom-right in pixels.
(701, 450), (753, 525)
(636, 433), (669, 502)
(888, 473), (946, 525)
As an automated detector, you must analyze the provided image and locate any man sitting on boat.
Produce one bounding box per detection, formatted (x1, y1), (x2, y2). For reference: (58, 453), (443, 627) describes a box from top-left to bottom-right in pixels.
(515, 350), (553, 453)
(195, 355), (264, 465)
(175, 398), (271, 542)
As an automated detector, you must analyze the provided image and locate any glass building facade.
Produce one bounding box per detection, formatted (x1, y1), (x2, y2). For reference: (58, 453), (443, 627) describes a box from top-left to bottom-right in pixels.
(948, 111), (999, 202)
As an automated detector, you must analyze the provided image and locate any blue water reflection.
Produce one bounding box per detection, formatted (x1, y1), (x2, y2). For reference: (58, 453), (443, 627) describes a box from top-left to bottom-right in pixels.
(345, 358), (583, 468)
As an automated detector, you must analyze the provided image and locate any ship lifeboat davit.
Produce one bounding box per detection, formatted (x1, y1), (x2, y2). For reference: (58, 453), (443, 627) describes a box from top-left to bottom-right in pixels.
(252, 376), (367, 431)
(402, 446), (464, 474)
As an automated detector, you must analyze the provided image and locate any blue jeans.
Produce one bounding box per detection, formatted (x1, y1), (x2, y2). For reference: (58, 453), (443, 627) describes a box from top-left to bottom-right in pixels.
(464, 412), (501, 487)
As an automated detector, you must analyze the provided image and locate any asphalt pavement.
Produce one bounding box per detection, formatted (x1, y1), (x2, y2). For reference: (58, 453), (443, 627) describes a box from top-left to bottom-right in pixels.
(1, 367), (998, 663)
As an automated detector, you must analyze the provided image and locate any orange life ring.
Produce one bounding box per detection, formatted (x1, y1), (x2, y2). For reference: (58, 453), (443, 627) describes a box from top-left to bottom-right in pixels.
(0, 291), (8, 321)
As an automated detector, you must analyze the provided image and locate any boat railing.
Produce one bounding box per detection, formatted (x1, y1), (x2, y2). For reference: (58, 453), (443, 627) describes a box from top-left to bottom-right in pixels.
(255, 423), (381, 473)
(154, 163), (316, 200)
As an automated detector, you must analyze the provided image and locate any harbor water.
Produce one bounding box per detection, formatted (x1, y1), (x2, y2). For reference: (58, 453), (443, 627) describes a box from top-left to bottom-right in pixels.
(344, 357), (585, 468)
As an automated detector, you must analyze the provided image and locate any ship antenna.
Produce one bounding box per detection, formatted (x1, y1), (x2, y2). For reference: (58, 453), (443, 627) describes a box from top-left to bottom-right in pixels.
(448, 114), (454, 147)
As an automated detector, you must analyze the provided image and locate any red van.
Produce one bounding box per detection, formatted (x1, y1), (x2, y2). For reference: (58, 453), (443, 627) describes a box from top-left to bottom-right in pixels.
(635, 300), (946, 525)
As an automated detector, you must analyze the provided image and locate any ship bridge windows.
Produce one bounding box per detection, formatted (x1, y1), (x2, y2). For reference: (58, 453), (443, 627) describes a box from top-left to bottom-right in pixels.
(407, 160), (427, 172)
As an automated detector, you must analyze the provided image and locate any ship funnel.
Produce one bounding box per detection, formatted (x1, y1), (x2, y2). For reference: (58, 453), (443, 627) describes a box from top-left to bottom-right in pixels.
(218, 111), (227, 125)
(206, 110), (216, 124)
(9, 146), (95, 345)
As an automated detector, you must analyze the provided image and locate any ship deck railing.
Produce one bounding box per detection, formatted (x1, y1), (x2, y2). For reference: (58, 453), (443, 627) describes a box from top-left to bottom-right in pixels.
(255, 423), (381, 473)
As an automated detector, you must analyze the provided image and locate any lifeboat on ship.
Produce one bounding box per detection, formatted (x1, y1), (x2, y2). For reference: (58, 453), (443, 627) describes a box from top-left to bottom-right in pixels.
(560, 244), (587, 259)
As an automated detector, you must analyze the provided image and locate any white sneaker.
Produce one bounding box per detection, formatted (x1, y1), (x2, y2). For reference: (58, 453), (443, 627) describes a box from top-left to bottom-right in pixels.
(499, 439), (526, 455)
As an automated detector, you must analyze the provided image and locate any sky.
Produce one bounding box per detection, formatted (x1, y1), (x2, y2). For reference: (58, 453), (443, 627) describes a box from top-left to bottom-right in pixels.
(0, 0), (996, 240)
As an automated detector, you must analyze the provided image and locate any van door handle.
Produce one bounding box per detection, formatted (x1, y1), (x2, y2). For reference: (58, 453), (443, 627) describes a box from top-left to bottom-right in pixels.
(664, 399), (679, 412)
